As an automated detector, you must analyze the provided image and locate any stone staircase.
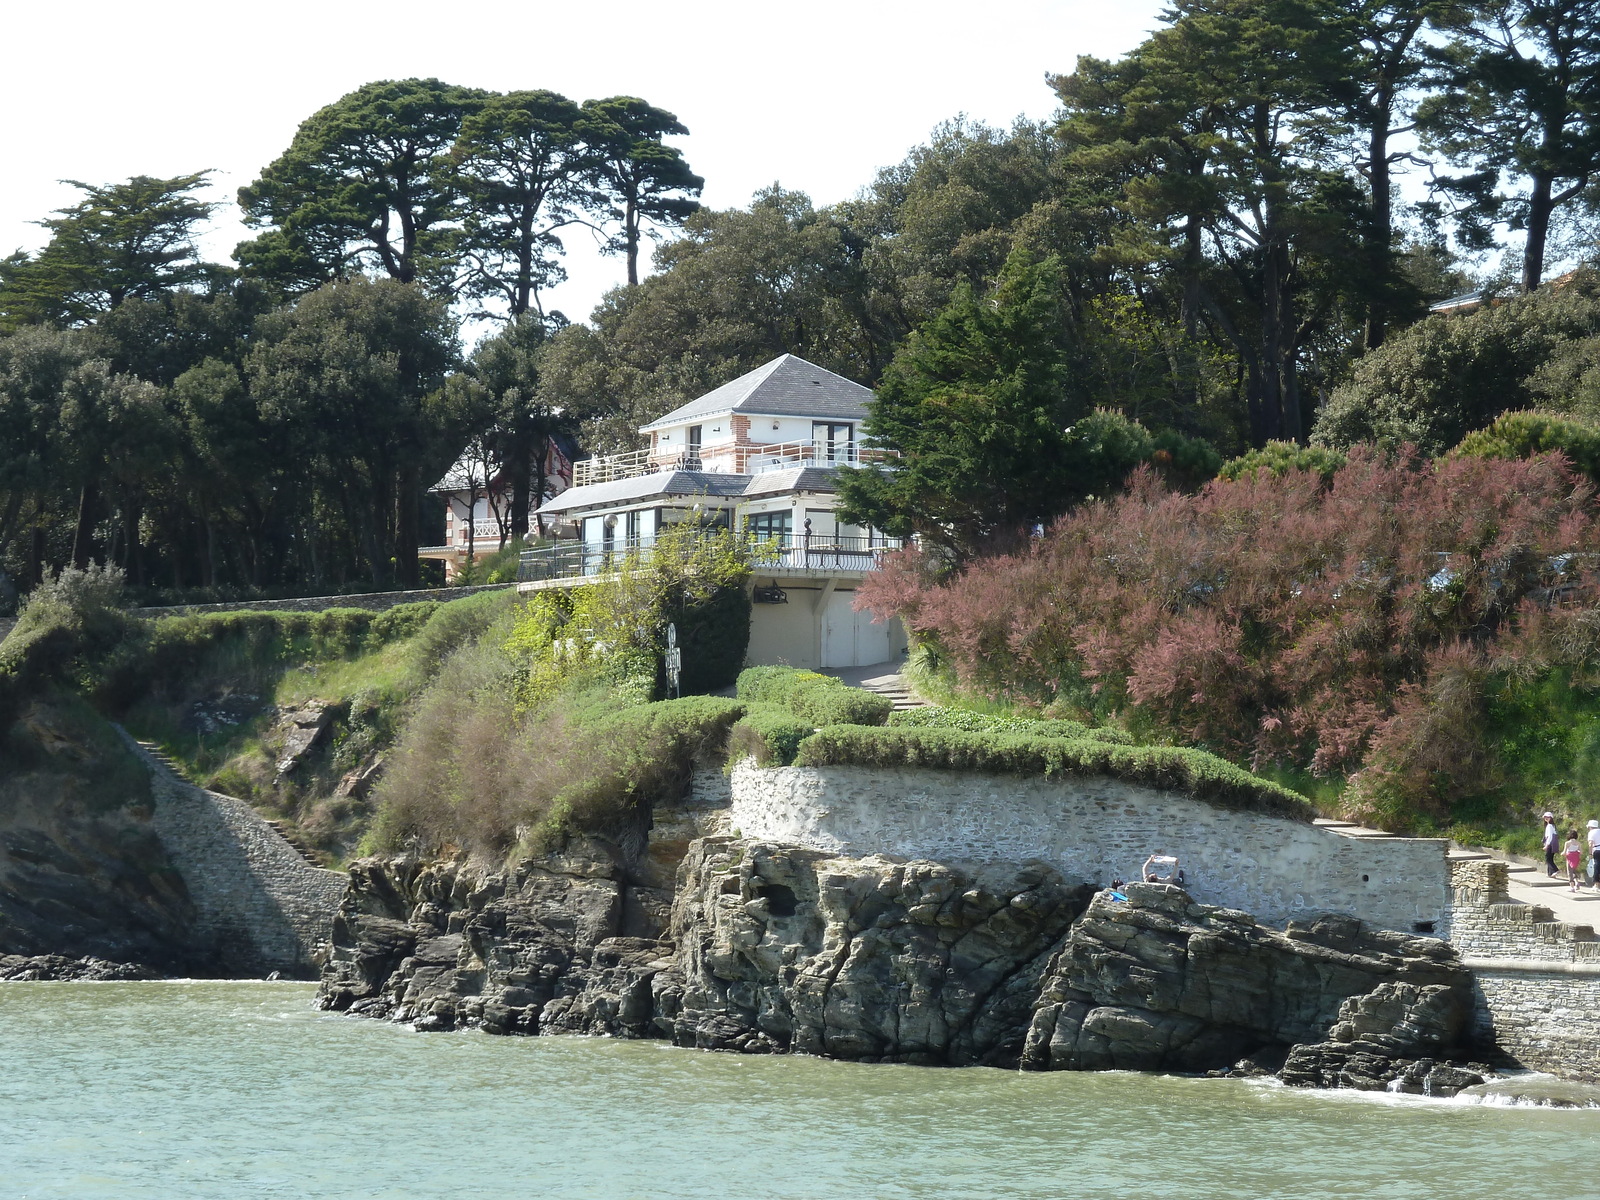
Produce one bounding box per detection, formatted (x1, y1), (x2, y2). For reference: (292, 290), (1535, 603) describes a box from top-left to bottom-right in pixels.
(134, 740), (323, 868)
(854, 673), (928, 712)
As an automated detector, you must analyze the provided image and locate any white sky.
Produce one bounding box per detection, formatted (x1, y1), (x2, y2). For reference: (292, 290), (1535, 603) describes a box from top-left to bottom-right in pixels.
(4, 0), (1167, 324)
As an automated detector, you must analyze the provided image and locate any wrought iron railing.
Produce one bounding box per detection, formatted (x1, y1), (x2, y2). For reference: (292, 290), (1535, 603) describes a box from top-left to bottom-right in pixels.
(571, 439), (899, 487)
(516, 533), (903, 583)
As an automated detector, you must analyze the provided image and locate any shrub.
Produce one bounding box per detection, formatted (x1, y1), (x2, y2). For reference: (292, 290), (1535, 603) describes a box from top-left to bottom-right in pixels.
(735, 665), (893, 726)
(887, 705), (1133, 744)
(367, 686), (746, 859)
(857, 449), (1600, 827)
(1218, 441), (1346, 482)
(791, 725), (1312, 819)
(728, 703), (814, 766)
(1452, 409), (1600, 482)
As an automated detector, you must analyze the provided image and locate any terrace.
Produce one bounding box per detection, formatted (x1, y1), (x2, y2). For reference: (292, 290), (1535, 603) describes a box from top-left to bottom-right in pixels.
(572, 438), (900, 488)
(516, 531), (904, 588)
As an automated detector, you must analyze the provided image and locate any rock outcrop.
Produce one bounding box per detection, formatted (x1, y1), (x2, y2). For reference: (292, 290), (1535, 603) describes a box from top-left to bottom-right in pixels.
(317, 839), (677, 1036)
(1020, 883), (1479, 1090)
(658, 838), (1090, 1064)
(0, 953), (162, 981)
(318, 838), (1489, 1089)
(0, 704), (197, 971)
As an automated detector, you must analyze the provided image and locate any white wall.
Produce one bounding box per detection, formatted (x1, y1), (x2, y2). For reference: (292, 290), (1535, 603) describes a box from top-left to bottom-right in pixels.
(728, 763), (1450, 932)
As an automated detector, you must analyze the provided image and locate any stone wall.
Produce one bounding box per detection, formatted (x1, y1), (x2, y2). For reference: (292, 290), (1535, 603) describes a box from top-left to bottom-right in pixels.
(127, 736), (345, 977)
(130, 583), (514, 621)
(728, 762), (1449, 932)
(1447, 859), (1600, 1082)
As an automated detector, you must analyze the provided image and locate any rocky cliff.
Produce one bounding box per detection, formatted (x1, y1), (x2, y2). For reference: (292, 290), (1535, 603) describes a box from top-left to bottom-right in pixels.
(0, 701), (197, 972)
(1021, 883), (1479, 1090)
(317, 827), (1490, 1090)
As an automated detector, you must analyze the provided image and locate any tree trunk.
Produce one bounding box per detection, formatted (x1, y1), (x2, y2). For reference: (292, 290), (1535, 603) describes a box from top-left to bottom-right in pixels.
(532, 435), (549, 540)
(626, 194), (641, 287)
(394, 466), (421, 587)
(71, 480), (99, 570)
(1365, 109), (1393, 351)
(28, 523), (45, 588)
(508, 434), (532, 542)
(123, 499), (144, 588)
(1524, 173), (1555, 292)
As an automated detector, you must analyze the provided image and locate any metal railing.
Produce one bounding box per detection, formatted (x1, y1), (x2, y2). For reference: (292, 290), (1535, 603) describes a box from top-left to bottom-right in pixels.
(571, 439), (899, 487)
(516, 532), (904, 583)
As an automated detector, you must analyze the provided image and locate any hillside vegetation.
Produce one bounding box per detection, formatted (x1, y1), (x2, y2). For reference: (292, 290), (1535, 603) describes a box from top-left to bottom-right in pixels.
(860, 449), (1600, 851)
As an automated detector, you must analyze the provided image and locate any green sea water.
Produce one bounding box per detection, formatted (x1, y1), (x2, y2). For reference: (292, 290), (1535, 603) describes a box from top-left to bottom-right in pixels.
(2, 981), (1596, 1200)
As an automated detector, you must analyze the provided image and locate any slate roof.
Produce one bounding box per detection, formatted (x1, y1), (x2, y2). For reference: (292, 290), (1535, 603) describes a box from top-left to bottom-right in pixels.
(740, 467), (839, 498)
(639, 354), (874, 433)
(534, 469), (748, 516)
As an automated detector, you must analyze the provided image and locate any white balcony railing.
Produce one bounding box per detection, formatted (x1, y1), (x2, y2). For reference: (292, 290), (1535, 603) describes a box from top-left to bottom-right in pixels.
(571, 439), (899, 488)
(447, 520), (510, 548)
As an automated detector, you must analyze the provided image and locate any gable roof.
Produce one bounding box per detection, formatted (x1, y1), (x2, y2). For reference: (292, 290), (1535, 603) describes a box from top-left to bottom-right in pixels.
(639, 354), (873, 433)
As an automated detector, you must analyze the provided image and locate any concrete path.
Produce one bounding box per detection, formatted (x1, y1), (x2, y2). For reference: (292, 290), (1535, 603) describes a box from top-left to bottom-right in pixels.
(1314, 817), (1600, 929)
(818, 661), (928, 711)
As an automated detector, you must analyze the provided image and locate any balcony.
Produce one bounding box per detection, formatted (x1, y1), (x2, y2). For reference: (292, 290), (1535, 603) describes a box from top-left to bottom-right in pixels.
(517, 533), (904, 586)
(445, 520), (510, 548)
(570, 439), (900, 488)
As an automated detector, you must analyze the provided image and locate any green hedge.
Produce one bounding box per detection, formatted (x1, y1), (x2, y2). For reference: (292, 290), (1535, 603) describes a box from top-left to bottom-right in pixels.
(887, 705), (1134, 744)
(728, 703), (815, 767)
(735, 665), (893, 727)
(791, 725), (1313, 819)
(546, 695), (748, 833)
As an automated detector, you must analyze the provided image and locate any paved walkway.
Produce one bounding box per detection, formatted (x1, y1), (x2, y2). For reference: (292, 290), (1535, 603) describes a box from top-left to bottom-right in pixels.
(818, 661), (927, 711)
(1314, 817), (1600, 929)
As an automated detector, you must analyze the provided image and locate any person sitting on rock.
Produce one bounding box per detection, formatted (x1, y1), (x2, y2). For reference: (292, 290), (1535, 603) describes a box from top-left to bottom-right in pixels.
(1142, 854), (1184, 886)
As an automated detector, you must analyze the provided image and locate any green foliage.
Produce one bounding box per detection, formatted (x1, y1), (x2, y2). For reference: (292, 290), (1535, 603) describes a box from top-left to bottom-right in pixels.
(367, 678), (745, 859)
(1218, 440), (1347, 482)
(0, 173), (219, 329)
(1312, 274), (1600, 454)
(1452, 410), (1600, 482)
(735, 666), (893, 727)
(887, 705), (1134, 744)
(834, 249), (1083, 556)
(505, 522), (752, 710)
(0, 564), (132, 726)
(727, 703), (814, 767)
(792, 725), (1311, 819)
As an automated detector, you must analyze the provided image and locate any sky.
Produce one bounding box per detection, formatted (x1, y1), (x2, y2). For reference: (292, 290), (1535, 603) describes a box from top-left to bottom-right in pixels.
(4, 0), (1168, 324)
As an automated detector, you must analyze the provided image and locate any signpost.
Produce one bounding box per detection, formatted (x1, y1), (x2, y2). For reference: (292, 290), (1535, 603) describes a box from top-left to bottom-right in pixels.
(665, 622), (682, 699)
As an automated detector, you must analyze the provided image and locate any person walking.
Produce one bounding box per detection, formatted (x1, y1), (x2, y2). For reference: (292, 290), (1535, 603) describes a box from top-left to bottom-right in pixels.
(1566, 829), (1585, 893)
(1543, 812), (1561, 878)
(1587, 819), (1600, 890)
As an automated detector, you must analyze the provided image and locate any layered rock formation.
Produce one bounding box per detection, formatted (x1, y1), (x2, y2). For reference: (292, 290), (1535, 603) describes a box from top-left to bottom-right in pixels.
(318, 836), (1489, 1091)
(1020, 883), (1479, 1087)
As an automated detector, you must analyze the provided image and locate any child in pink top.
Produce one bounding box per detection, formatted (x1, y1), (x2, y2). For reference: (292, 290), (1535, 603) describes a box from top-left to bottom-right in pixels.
(1566, 830), (1585, 892)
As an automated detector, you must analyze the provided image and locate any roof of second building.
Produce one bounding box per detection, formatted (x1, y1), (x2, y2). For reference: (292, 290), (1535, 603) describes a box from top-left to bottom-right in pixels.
(639, 354), (873, 433)
(535, 469), (749, 516)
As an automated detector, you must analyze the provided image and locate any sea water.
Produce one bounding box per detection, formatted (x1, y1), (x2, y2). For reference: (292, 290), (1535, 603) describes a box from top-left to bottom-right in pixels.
(2, 981), (1596, 1200)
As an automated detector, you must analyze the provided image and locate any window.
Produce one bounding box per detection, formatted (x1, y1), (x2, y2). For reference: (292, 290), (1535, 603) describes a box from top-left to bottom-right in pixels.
(747, 510), (793, 543)
(812, 422), (853, 463)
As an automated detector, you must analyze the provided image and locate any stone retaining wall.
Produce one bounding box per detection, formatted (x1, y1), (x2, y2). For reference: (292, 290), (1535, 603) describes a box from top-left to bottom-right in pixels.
(125, 735), (345, 977)
(130, 583), (514, 620)
(1448, 860), (1600, 1081)
(728, 761), (1450, 932)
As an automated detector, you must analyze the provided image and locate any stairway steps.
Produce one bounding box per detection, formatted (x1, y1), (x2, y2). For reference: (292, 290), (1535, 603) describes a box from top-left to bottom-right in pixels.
(134, 740), (323, 868)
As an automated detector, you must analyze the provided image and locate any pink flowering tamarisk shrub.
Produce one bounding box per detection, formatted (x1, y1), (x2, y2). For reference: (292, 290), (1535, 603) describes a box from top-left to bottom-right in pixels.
(858, 449), (1600, 823)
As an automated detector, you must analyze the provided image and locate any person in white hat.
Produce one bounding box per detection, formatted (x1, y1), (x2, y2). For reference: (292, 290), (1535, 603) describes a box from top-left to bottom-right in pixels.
(1587, 820), (1600, 889)
(1543, 812), (1560, 878)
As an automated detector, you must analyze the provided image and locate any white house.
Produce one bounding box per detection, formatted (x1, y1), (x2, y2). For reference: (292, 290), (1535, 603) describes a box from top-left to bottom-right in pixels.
(520, 354), (909, 669)
(418, 438), (576, 580)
